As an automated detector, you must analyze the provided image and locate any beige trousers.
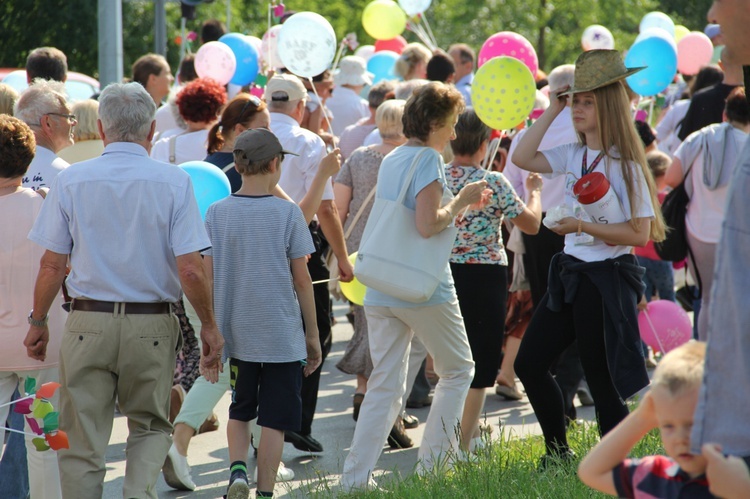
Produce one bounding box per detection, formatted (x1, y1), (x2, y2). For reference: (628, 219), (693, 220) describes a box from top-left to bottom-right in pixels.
(57, 309), (180, 499)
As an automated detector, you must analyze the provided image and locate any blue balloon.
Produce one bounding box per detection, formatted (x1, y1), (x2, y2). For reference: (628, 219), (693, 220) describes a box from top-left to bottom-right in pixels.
(625, 37), (677, 97)
(219, 33), (260, 86)
(367, 51), (401, 84)
(179, 161), (231, 220)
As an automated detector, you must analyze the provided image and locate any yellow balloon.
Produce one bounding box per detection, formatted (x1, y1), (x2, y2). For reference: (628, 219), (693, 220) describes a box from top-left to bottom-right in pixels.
(674, 25), (690, 43)
(362, 0), (407, 41)
(340, 252), (367, 306)
(471, 56), (536, 131)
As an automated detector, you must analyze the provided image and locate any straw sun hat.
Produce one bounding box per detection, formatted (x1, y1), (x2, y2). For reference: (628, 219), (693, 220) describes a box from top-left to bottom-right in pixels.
(560, 49), (645, 96)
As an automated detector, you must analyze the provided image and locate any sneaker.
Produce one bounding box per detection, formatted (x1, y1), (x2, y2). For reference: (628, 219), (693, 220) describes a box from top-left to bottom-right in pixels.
(227, 475), (250, 499)
(252, 461), (295, 482)
(162, 444), (196, 491)
(405, 394), (433, 409)
(576, 384), (595, 406)
(402, 413), (419, 429)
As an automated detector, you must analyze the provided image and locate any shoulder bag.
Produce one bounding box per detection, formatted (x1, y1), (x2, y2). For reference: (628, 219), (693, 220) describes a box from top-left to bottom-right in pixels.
(354, 149), (458, 303)
(655, 164), (693, 262)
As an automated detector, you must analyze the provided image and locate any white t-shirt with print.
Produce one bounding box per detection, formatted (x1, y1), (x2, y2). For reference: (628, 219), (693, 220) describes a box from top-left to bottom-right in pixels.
(542, 143), (655, 262)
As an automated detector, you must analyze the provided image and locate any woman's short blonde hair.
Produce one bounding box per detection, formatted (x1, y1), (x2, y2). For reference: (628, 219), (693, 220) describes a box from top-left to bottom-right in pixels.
(71, 99), (101, 142)
(376, 99), (406, 140)
(395, 43), (432, 80)
(0, 83), (20, 116)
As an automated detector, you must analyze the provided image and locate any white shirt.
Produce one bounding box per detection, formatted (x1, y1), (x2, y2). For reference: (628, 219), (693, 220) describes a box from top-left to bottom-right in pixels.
(655, 99), (690, 156)
(150, 129), (209, 164)
(326, 86), (370, 137)
(269, 112), (332, 203)
(504, 107), (576, 210)
(29, 142), (210, 302)
(23, 146), (68, 191)
(362, 128), (382, 147)
(154, 103), (180, 140)
(542, 143), (655, 262)
(339, 120), (377, 160)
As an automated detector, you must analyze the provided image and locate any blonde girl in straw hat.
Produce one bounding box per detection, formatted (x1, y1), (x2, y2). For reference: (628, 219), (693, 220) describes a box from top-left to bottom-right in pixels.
(511, 49), (666, 467)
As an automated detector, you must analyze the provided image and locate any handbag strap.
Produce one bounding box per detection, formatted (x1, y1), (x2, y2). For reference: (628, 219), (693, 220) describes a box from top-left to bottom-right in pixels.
(344, 185), (377, 241)
(396, 148), (431, 205)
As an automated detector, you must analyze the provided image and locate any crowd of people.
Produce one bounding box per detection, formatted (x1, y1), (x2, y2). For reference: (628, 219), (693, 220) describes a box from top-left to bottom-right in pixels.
(2, 2), (750, 498)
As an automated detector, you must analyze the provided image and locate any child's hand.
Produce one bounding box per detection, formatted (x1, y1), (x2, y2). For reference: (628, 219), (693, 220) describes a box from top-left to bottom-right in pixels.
(525, 172), (543, 193)
(304, 336), (322, 377)
(703, 443), (750, 499)
(319, 147), (342, 179)
(637, 295), (649, 312)
(635, 391), (659, 430)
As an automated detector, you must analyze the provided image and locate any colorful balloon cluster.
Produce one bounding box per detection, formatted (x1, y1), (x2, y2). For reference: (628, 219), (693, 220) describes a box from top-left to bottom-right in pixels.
(0, 378), (69, 452)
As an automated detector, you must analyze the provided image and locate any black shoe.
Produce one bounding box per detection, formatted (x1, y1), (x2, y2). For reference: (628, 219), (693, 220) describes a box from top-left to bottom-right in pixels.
(402, 413), (419, 429)
(387, 418), (413, 449)
(406, 394), (433, 409)
(284, 431), (324, 453)
(538, 450), (576, 471)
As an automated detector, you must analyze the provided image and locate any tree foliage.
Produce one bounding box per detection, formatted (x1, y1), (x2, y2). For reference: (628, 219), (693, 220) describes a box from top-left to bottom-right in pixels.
(0, 0), (718, 80)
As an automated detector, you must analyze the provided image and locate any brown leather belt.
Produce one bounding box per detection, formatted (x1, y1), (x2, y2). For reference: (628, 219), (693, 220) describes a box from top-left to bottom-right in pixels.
(71, 299), (171, 315)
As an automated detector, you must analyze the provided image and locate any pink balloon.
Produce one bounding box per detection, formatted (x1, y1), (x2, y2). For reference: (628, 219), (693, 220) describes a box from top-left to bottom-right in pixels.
(375, 36), (407, 54)
(478, 31), (539, 76)
(677, 32), (714, 76)
(638, 300), (692, 353)
(194, 41), (237, 86)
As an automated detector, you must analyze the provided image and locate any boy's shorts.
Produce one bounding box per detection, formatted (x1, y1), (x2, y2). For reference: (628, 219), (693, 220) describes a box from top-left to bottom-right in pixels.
(228, 358), (303, 431)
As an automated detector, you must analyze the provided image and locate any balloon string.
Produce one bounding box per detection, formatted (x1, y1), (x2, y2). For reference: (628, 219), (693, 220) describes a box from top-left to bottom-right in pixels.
(312, 277), (338, 285)
(407, 21), (435, 51)
(0, 395), (34, 410)
(457, 137), (500, 220)
(307, 77), (338, 147)
(643, 309), (666, 353)
(633, 96), (643, 120)
(331, 41), (347, 75)
(0, 426), (39, 438)
(266, 3), (273, 72)
(420, 14), (438, 48)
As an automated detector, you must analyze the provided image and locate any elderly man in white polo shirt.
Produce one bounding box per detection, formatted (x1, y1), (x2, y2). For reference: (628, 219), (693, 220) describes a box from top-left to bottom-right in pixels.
(326, 56), (373, 138)
(266, 74), (353, 453)
(14, 80), (73, 191)
(24, 82), (224, 499)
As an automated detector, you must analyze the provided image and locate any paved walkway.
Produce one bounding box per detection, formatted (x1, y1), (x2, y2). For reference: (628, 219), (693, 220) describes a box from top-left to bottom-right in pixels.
(102, 302), (598, 498)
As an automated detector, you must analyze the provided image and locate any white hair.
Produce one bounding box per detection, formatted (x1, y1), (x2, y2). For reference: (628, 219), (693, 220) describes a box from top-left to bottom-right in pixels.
(376, 99), (406, 140)
(98, 82), (156, 142)
(394, 79), (429, 100)
(14, 79), (68, 125)
(548, 64), (576, 90)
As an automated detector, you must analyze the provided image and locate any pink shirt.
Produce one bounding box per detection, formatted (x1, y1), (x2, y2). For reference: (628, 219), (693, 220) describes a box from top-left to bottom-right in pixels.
(0, 188), (65, 370)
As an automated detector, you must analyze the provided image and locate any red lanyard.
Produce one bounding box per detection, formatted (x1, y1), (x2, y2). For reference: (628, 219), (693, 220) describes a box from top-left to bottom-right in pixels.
(581, 149), (605, 177)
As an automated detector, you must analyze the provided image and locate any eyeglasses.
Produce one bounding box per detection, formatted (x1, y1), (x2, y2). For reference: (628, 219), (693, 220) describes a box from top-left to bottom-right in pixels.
(238, 95), (262, 119)
(28, 113), (78, 128)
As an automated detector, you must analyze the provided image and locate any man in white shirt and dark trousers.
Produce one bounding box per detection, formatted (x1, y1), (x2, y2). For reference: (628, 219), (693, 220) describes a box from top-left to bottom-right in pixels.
(266, 74), (354, 453)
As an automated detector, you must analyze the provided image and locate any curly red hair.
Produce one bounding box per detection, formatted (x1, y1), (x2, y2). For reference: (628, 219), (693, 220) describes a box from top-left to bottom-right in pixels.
(176, 78), (227, 123)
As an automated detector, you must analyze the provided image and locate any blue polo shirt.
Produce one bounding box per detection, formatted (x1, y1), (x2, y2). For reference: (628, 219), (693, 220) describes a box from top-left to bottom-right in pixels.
(29, 142), (210, 302)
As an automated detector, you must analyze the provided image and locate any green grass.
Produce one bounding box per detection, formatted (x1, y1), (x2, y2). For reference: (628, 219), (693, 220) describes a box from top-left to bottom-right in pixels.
(302, 420), (664, 498)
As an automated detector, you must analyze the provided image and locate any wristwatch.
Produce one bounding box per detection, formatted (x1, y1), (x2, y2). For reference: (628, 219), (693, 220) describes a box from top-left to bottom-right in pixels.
(28, 310), (49, 327)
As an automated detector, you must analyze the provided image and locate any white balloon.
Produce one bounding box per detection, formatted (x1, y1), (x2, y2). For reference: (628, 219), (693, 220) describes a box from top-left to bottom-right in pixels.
(354, 45), (376, 61)
(246, 35), (263, 54)
(194, 41), (236, 86)
(398, 0), (432, 16)
(635, 27), (677, 51)
(278, 12), (337, 78)
(260, 25), (284, 69)
(639, 11), (675, 38)
(581, 25), (615, 51)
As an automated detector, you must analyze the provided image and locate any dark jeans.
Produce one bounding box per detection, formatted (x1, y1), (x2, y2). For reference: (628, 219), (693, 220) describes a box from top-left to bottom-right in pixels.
(300, 224), (333, 435)
(515, 275), (629, 455)
(0, 388), (30, 498)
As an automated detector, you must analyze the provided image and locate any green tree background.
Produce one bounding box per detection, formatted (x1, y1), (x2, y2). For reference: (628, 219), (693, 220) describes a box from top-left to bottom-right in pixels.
(0, 0), (713, 79)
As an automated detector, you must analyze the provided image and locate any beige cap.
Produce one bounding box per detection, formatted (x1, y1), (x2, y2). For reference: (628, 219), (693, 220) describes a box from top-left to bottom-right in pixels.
(264, 74), (307, 102)
(559, 50), (645, 96)
(233, 128), (298, 163)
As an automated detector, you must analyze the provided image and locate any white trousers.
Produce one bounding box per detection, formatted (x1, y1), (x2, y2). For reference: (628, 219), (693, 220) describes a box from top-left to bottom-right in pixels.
(341, 298), (474, 488)
(0, 368), (62, 499)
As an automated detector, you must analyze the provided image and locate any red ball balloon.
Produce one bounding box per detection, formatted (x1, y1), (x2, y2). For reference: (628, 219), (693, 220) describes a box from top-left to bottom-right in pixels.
(375, 36), (407, 55)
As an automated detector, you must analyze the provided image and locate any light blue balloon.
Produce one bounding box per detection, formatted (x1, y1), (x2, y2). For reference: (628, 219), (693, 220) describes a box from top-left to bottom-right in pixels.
(639, 11), (675, 39)
(625, 37), (677, 97)
(634, 27), (677, 51)
(367, 51), (401, 84)
(219, 33), (260, 86)
(179, 161), (231, 220)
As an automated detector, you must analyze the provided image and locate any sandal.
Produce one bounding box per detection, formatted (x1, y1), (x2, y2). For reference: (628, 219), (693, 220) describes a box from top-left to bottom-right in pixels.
(352, 393), (365, 422)
(495, 382), (523, 401)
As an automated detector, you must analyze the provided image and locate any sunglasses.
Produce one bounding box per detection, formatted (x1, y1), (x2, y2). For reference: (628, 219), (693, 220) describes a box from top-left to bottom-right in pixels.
(238, 95), (262, 119)
(29, 112), (78, 127)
